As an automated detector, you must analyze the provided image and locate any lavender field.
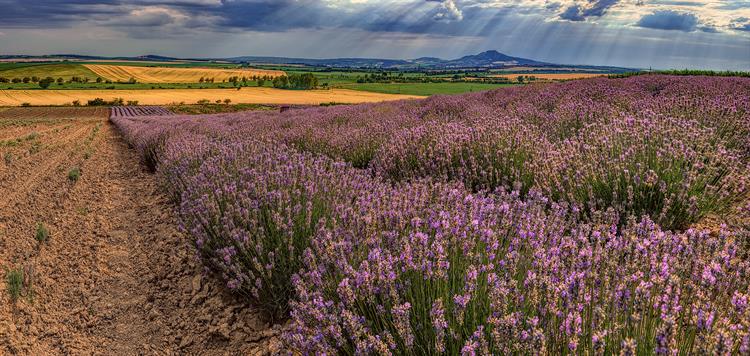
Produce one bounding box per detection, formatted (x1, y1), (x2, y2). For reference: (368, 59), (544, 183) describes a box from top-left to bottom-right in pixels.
(112, 75), (750, 354)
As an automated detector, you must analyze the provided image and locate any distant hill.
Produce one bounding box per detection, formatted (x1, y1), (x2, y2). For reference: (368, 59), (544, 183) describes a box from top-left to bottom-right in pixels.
(227, 50), (632, 72)
(225, 55), (412, 68)
(441, 50), (548, 67)
(227, 50), (548, 69)
(0, 51), (637, 72)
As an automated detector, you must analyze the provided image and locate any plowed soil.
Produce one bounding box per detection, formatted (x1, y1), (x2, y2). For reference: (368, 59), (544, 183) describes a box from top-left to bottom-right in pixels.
(0, 108), (279, 354)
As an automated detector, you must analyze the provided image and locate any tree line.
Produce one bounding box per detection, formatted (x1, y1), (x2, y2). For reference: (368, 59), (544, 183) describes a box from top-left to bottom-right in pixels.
(0, 76), (137, 88)
(271, 73), (318, 89)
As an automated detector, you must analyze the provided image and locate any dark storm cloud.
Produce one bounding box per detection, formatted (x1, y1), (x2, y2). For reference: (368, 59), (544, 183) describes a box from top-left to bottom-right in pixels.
(636, 10), (698, 32)
(0, 0), (228, 28)
(209, 0), (334, 31)
(0, 0), (459, 33)
(0, 0), (122, 27)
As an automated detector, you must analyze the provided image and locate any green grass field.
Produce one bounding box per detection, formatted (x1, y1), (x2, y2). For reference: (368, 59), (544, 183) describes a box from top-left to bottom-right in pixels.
(0, 62), (51, 71)
(335, 82), (517, 95)
(0, 63), (100, 81)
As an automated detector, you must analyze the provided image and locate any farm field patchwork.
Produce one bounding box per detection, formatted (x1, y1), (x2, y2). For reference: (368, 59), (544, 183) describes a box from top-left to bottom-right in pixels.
(84, 64), (284, 83)
(0, 88), (422, 106)
(112, 75), (750, 354)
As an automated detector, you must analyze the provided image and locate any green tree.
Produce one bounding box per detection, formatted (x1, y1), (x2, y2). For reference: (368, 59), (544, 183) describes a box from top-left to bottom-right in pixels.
(38, 77), (54, 89)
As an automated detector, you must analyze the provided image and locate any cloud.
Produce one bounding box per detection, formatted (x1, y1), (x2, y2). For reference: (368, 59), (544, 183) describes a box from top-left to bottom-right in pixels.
(636, 10), (698, 31)
(560, 5), (585, 21)
(698, 25), (719, 33)
(430, 0), (464, 22)
(730, 17), (750, 31)
(559, 0), (619, 22)
(717, 1), (750, 10)
(108, 8), (180, 27)
(582, 0), (619, 17)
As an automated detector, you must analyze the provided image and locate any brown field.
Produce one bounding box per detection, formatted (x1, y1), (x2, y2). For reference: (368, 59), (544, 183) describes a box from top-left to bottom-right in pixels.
(84, 64), (285, 83)
(491, 73), (606, 80)
(0, 107), (277, 354)
(0, 107), (108, 141)
(0, 88), (422, 106)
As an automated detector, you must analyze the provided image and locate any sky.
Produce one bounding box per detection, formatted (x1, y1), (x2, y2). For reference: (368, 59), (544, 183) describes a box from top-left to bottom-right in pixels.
(0, 0), (748, 70)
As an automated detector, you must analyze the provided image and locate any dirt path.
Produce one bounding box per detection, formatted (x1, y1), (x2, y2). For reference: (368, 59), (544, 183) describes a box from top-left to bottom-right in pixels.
(0, 114), (280, 354)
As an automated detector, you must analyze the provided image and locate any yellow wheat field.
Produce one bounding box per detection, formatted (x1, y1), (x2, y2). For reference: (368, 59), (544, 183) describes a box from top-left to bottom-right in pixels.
(84, 64), (285, 83)
(0, 88), (423, 106)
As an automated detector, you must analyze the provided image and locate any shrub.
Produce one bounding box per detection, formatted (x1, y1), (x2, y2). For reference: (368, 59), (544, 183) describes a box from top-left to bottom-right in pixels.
(87, 97), (124, 106)
(5, 267), (23, 302)
(68, 167), (81, 182)
(35, 222), (49, 243)
(38, 77), (54, 89)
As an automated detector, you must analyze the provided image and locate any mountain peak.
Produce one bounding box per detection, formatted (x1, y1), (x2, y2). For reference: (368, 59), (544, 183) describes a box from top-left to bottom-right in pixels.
(447, 50), (546, 67)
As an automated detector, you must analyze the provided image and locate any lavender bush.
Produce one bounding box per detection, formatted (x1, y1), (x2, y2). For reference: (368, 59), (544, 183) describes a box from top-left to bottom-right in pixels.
(371, 119), (540, 195)
(288, 188), (750, 354)
(174, 138), (388, 320)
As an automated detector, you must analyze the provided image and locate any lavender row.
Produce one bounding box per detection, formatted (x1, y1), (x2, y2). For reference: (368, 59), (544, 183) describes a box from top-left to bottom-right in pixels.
(110, 106), (174, 119)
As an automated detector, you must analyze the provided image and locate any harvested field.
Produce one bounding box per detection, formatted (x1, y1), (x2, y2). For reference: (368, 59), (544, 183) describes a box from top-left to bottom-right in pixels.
(0, 88), (423, 106)
(0, 108), (279, 354)
(85, 64), (284, 83)
(491, 72), (605, 80)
